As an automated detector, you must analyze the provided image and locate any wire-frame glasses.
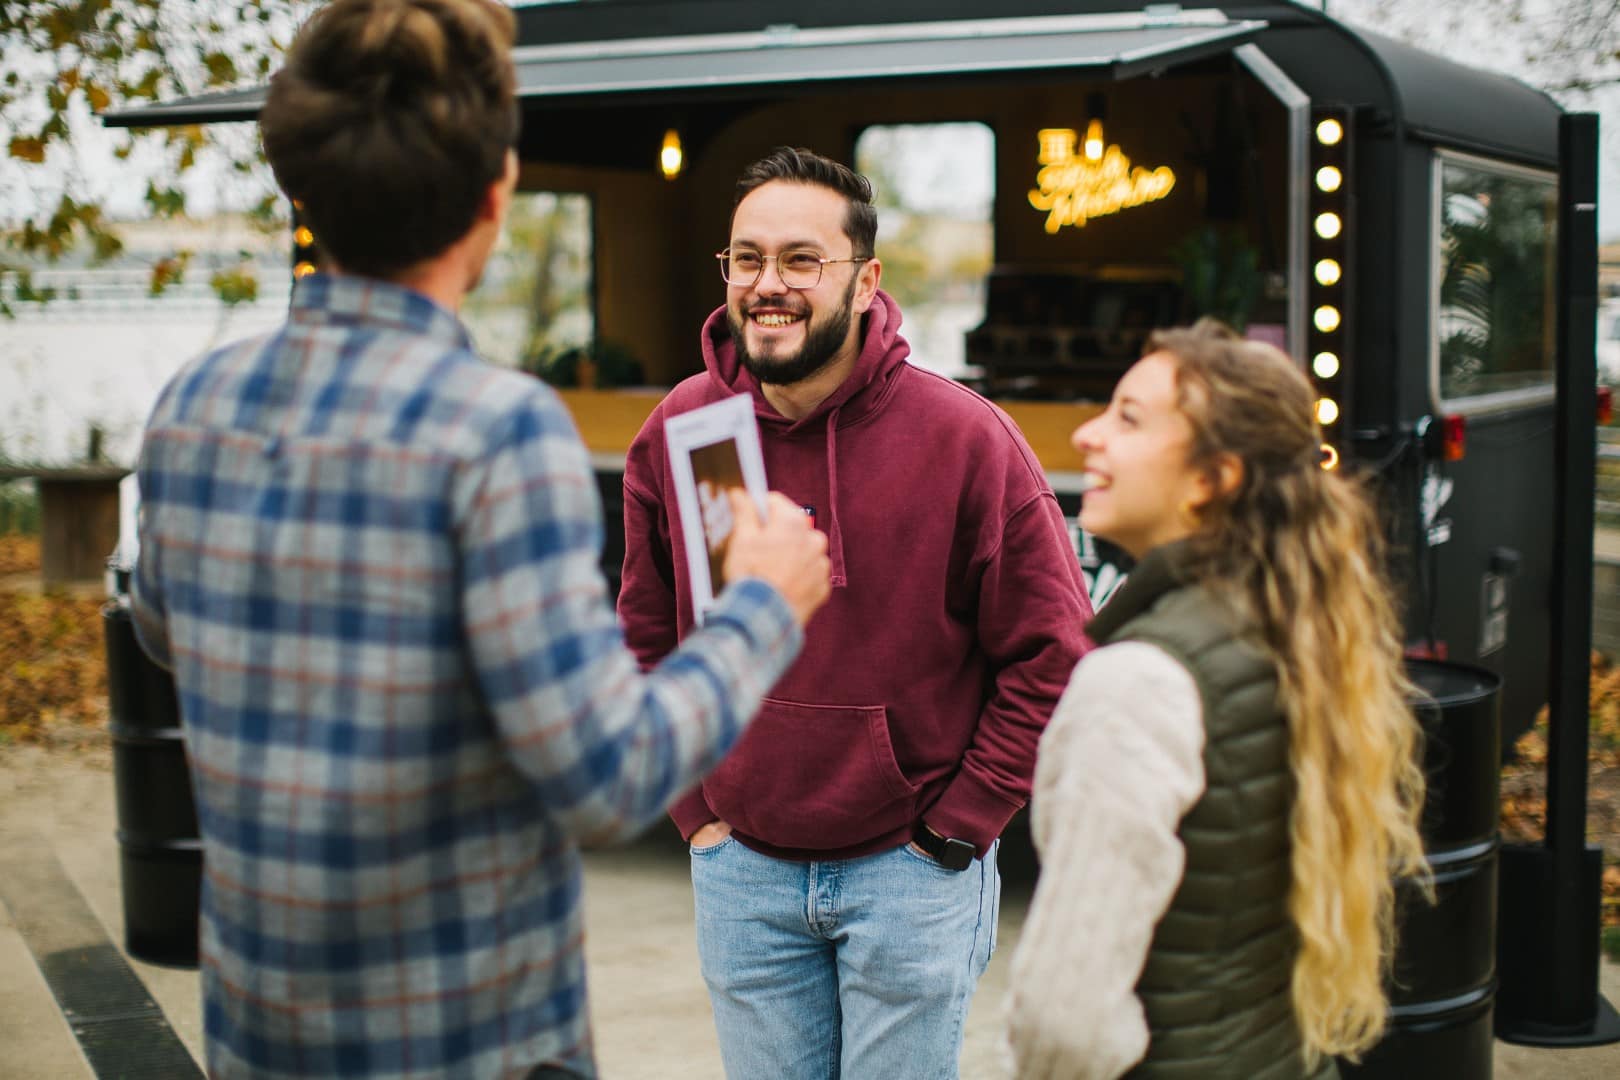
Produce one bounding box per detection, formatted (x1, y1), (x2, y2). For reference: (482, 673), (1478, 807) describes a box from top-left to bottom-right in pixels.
(716, 247), (868, 289)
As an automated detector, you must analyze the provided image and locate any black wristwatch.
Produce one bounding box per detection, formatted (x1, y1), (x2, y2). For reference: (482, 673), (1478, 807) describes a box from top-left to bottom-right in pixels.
(912, 823), (975, 872)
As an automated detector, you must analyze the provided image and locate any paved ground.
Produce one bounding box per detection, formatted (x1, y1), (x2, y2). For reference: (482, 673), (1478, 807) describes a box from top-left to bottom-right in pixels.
(2, 741), (1618, 1078)
(1597, 527), (1620, 563)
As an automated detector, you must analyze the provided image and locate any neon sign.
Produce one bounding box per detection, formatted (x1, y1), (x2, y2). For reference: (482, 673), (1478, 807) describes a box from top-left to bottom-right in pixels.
(1027, 124), (1176, 234)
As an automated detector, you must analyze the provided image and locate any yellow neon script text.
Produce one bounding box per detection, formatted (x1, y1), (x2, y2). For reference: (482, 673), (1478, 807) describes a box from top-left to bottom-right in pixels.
(1028, 128), (1176, 233)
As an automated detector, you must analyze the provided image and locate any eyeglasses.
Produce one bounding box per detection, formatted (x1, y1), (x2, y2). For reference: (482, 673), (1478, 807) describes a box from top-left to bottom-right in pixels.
(716, 247), (869, 289)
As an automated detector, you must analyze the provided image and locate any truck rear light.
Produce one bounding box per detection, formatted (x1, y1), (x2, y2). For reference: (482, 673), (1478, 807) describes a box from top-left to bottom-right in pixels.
(1404, 640), (1449, 661)
(1442, 414), (1467, 462)
(1599, 386), (1613, 426)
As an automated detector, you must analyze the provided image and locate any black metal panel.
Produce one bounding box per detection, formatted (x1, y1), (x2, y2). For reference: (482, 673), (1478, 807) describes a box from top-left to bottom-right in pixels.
(101, 84), (264, 128)
(510, 21), (1264, 100)
(1256, 20), (1558, 168)
(107, 14), (1266, 128)
(1417, 405), (1557, 745)
(1493, 114), (1620, 1049)
(1548, 112), (1601, 854)
(39, 945), (203, 1078)
(104, 0), (1564, 176)
(1354, 29), (1560, 166)
(514, 0), (1256, 45)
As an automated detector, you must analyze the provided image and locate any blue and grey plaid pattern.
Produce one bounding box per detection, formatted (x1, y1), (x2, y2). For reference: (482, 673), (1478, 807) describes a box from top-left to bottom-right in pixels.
(131, 274), (799, 1078)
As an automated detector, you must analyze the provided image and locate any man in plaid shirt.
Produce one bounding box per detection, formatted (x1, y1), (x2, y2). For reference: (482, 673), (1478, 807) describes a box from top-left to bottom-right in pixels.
(129, 1), (830, 1076)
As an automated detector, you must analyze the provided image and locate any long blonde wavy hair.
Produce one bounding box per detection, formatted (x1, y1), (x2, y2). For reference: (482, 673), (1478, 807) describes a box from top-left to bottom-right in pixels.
(1151, 319), (1430, 1065)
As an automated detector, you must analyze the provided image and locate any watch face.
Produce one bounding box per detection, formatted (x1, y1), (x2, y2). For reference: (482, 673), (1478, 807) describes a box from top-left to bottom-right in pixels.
(940, 839), (975, 872)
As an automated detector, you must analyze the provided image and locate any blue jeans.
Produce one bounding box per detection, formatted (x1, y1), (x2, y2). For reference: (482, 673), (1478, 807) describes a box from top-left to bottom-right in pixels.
(691, 836), (1000, 1080)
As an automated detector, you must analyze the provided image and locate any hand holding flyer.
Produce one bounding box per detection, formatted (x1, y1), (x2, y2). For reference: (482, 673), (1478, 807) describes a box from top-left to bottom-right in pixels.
(664, 394), (770, 618)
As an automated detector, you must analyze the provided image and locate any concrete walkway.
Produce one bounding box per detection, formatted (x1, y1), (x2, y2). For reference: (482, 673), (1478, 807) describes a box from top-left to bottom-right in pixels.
(1597, 526), (1620, 563)
(2, 741), (1618, 1078)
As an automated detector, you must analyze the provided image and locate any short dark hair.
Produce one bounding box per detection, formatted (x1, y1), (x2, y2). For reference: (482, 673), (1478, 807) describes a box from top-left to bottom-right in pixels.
(732, 147), (878, 258)
(260, 0), (518, 278)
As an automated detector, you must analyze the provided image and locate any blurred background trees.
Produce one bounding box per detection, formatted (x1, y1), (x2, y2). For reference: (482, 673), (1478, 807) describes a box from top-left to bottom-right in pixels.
(1, 1), (315, 311)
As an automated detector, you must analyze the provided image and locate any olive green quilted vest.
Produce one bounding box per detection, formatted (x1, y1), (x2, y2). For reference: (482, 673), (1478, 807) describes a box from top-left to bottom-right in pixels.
(1087, 544), (1337, 1080)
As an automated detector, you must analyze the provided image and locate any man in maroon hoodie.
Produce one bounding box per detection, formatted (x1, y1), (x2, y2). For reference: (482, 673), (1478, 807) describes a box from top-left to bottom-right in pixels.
(618, 147), (1091, 1078)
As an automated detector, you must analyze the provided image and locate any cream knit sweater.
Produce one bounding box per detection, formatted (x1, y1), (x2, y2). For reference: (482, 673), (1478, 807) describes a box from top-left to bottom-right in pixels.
(1004, 641), (1207, 1080)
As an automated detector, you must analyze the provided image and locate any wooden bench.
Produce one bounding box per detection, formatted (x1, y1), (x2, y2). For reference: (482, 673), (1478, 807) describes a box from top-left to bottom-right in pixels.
(0, 465), (129, 584)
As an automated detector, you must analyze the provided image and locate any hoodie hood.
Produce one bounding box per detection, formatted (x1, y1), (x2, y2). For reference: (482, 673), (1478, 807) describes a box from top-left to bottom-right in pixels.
(698, 289), (911, 589)
(699, 288), (910, 432)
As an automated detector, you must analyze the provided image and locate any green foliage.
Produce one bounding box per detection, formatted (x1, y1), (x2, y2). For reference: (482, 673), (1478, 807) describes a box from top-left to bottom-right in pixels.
(1336, 1), (1619, 97)
(4, 270), (58, 305)
(1169, 226), (1261, 331)
(1436, 167), (1556, 397)
(0, 481), (41, 537)
(210, 260), (259, 306)
(143, 180), (186, 218)
(147, 250), (191, 295)
(524, 341), (644, 390)
(1, 1), (316, 307)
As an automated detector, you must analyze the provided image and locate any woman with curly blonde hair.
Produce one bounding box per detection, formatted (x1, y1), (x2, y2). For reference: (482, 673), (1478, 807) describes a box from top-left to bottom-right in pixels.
(1006, 319), (1429, 1079)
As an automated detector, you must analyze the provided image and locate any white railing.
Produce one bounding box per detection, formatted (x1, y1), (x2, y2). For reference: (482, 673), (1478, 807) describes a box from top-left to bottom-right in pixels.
(2, 266), (293, 320)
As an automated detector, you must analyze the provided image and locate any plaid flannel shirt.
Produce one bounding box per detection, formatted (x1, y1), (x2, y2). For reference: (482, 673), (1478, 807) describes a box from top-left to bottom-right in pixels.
(131, 275), (799, 1078)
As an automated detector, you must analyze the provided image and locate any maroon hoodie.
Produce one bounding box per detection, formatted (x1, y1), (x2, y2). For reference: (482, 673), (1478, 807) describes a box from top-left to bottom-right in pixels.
(618, 290), (1091, 859)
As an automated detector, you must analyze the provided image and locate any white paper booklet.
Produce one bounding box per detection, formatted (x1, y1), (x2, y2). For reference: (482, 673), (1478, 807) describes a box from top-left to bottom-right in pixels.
(664, 393), (769, 619)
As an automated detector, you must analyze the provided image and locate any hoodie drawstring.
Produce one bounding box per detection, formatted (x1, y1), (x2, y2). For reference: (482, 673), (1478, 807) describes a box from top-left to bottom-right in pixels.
(824, 408), (848, 588)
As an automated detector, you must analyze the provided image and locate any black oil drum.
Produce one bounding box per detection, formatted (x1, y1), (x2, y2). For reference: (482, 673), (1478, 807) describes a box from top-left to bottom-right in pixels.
(104, 597), (201, 968)
(1341, 658), (1502, 1079)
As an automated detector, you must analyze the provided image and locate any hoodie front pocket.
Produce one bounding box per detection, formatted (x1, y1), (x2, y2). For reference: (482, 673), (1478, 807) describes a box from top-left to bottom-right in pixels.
(702, 697), (922, 849)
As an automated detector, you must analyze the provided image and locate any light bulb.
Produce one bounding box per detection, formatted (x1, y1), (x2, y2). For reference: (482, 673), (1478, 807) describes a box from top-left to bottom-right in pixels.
(659, 129), (683, 180)
(1083, 118), (1104, 162)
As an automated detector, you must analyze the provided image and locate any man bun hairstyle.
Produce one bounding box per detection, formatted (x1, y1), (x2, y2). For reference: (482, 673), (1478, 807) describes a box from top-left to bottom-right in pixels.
(734, 147), (878, 258)
(260, 0), (518, 278)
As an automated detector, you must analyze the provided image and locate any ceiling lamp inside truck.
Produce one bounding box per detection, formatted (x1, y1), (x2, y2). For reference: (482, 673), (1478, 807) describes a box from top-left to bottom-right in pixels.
(659, 128), (684, 180)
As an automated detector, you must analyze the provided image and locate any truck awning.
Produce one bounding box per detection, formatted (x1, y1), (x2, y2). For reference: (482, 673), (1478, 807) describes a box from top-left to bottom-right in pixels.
(102, 10), (1266, 127)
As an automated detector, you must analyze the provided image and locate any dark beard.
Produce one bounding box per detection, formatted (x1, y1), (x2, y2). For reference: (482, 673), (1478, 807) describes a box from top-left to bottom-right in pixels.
(729, 277), (857, 386)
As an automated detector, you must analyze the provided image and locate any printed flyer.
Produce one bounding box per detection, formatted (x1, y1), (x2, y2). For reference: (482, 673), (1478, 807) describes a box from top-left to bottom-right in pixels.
(664, 394), (769, 618)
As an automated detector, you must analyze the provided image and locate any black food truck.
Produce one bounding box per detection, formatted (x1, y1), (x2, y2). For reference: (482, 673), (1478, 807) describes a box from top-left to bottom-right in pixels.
(107, 0), (1612, 1071)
